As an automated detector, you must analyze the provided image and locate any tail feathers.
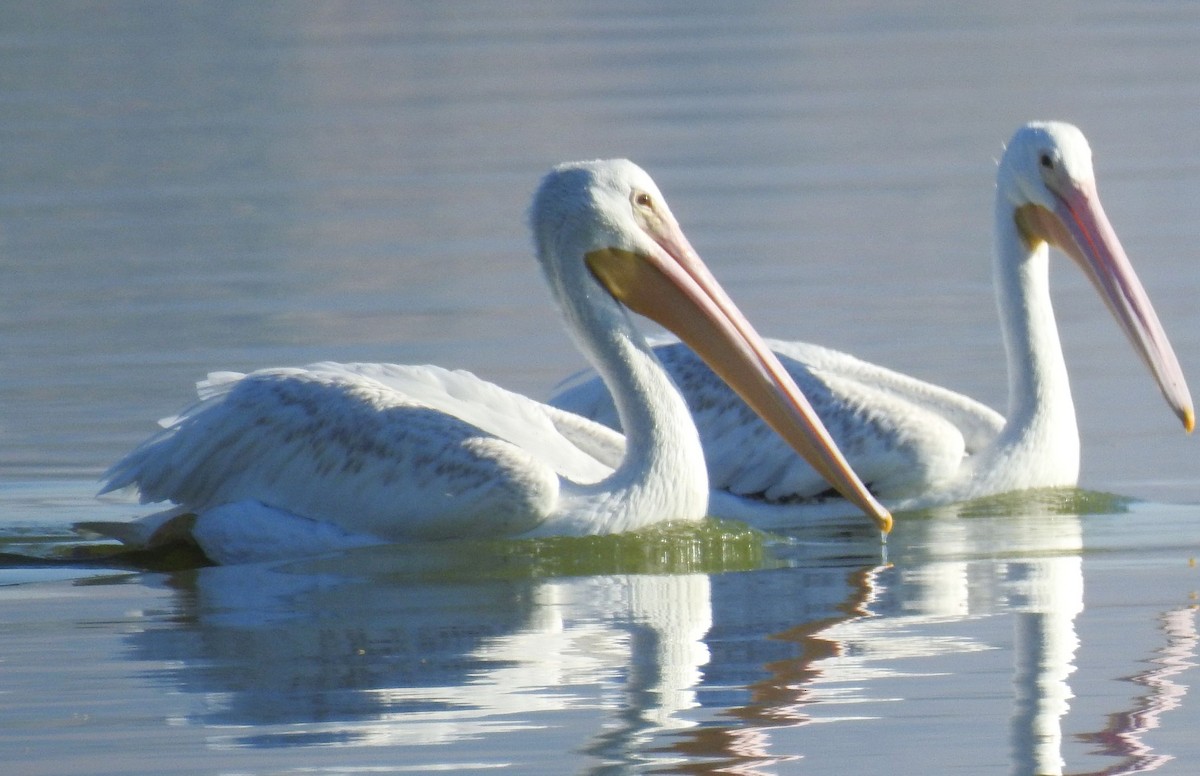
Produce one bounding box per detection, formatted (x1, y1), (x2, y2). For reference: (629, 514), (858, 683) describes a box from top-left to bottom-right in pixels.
(75, 507), (198, 549)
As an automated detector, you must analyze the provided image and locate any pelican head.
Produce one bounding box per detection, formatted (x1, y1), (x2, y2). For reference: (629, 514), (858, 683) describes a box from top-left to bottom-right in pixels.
(531, 160), (677, 342)
(532, 159), (893, 531)
(998, 121), (1194, 432)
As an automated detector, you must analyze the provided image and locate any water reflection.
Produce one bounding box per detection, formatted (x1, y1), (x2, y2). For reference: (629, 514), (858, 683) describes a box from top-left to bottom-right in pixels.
(113, 530), (876, 769)
(128, 556), (715, 751)
(912, 496), (1087, 776)
(1006, 526), (1084, 776)
(1076, 606), (1197, 776)
(663, 562), (883, 773)
(675, 493), (1191, 775)
(103, 496), (1196, 773)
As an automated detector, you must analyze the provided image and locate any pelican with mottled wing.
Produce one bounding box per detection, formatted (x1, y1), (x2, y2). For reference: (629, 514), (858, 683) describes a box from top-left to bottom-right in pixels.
(88, 159), (890, 564)
(553, 123), (1193, 518)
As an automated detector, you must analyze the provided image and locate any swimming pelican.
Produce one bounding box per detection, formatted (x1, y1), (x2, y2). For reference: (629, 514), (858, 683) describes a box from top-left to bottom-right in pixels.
(90, 159), (891, 564)
(552, 123), (1193, 516)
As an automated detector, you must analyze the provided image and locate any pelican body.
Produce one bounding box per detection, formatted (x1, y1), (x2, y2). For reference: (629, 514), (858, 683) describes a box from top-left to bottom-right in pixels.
(93, 159), (889, 564)
(552, 124), (1193, 514)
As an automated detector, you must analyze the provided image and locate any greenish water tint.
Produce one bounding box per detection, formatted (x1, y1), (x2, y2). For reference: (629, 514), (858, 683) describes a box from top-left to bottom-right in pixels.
(280, 519), (792, 581)
(905, 487), (1136, 520)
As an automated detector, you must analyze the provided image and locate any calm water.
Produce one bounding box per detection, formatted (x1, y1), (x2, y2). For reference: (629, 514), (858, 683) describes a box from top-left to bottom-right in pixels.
(2, 2), (1200, 774)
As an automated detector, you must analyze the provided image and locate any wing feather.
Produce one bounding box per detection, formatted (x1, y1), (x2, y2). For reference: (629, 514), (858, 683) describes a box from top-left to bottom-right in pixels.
(551, 338), (1004, 502)
(102, 363), (622, 540)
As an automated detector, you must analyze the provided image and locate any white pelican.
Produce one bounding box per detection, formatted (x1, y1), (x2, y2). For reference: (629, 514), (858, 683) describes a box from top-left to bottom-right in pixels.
(90, 159), (891, 564)
(552, 123), (1193, 515)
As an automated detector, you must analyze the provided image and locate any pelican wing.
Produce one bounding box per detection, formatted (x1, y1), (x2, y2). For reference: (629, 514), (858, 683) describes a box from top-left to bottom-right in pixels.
(307, 362), (615, 483)
(768, 340), (1005, 455)
(103, 363), (615, 540)
(552, 339), (1004, 502)
(539, 403), (626, 470)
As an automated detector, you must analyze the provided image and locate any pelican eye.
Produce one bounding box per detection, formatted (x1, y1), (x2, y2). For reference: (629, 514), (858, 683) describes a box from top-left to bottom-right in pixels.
(633, 191), (654, 209)
(1039, 152), (1055, 170)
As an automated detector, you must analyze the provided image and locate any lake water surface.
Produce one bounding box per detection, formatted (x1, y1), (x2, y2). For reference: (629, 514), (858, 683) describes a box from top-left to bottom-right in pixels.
(2, 2), (1200, 774)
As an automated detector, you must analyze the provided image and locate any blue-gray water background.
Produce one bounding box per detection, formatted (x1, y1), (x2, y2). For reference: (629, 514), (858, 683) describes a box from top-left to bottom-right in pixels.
(2, 3), (1199, 774)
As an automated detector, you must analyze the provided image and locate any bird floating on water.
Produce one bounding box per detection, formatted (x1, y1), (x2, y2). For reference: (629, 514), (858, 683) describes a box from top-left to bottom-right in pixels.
(89, 159), (891, 564)
(552, 123), (1193, 518)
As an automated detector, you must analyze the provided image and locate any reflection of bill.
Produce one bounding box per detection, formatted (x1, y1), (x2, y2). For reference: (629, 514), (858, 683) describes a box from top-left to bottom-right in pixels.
(1075, 606), (1197, 775)
(668, 495), (1194, 775)
(666, 503), (1087, 774)
(661, 562), (884, 770)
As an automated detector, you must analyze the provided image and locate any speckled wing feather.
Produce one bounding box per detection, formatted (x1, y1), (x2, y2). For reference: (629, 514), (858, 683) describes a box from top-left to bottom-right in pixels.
(103, 362), (618, 540)
(552, 338), (1004, 502)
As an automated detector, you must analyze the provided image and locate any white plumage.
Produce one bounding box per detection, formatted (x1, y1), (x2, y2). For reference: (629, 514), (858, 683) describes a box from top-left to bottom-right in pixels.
(93, 159), (890, 564)
(553, 123), (1193, 515)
